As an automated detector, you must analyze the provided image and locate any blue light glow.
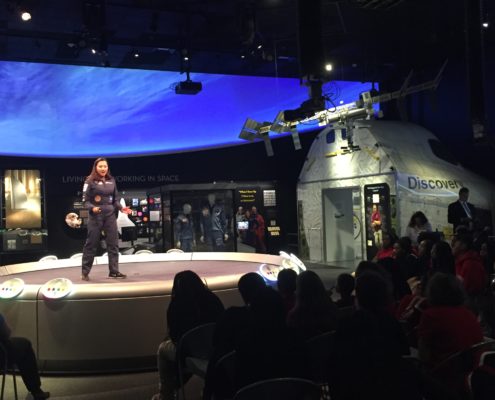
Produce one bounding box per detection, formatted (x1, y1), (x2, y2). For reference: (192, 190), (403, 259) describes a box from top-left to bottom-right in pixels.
(0, 61), (375, 157)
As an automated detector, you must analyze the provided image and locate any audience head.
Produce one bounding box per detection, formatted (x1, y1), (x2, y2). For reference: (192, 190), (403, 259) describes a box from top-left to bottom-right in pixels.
(426, 273), (465, 307)
(295, 270), (330, 307)
(355, 272), (392, 312)
(431, 241), (455, 275)
(249, 286), (286, 334)
(452, 234), (473, 258)
(393, 237), (412, 258)
(238, 272), (266, 305)
(277, 268), (297, 296)
(408, 211), (429, 228)
(459, 187), (469, 202)
(172, 270), (207, 299)
(381, 231), (396, 249)
(336, 273), (355, 297)
(418, 239), (433, 258)
(355, 260), (379, 278)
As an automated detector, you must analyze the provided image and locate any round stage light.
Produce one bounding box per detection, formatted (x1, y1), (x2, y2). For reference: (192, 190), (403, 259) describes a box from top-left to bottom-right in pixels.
(279, 251), (306, 273)
(21, 11), (32, 21)
(0, 278), (25, 299)
(40, 278), (74, 299)
(258, 263), (281, 282)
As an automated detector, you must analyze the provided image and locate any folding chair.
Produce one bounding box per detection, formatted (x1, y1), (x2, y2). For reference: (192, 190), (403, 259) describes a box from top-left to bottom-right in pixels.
(177, 322), (217, 400)
(0, 342), (18, 400)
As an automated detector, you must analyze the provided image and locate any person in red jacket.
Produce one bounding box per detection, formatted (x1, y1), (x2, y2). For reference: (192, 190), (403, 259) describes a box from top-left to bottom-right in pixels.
(452, 234), (487, 297)
(418, 273), (484, 368)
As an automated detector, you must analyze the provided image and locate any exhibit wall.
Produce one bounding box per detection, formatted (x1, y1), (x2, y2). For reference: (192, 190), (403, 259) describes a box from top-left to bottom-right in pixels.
(0, 133), (315, 264)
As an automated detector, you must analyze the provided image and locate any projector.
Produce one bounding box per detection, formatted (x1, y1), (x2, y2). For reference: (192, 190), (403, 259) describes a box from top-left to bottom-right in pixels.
(175, 80), (202, 95)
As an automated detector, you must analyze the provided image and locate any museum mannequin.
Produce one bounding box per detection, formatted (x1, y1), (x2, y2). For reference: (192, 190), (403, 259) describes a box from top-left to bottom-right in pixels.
(174, 203), (195, 252)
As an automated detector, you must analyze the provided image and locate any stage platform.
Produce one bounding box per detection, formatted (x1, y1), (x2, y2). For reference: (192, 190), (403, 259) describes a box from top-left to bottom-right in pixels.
(0, 252), (284, 373)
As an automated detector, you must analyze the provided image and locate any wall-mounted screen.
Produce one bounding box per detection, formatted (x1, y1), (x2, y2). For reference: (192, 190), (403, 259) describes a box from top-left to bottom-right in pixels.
(0, 60), (376, 157)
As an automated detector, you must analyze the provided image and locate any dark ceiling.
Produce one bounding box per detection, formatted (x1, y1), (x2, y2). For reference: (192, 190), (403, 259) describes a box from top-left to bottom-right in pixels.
(0, 0), (493, 82)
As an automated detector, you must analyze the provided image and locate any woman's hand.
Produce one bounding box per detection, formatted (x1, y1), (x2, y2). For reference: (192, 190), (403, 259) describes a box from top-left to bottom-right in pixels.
(121, 207), (132, 215)
(92, 207), (101, 214)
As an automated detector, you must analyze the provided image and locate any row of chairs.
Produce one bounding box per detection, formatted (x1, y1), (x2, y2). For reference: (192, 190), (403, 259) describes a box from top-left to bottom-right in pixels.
(176, 322), (332, 400)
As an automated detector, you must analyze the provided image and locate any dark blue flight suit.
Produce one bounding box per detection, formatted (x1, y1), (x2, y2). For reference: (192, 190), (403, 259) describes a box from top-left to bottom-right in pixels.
(81, 177), (122, 275)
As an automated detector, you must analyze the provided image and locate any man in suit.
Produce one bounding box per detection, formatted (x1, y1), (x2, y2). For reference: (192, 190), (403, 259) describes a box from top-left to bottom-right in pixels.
(448, 187), (475, 232)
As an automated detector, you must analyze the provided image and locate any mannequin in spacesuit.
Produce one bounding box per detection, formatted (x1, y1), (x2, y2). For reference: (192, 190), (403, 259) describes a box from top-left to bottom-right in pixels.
(174, 203), (195, 252)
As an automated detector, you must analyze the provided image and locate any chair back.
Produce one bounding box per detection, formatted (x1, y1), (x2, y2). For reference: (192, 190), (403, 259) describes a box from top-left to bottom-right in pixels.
(432, 340), (495, 398)
(39, 255), (57, 262)
(469, 350), (495, 400)
(234, 378), (320, 400)
(211, 351), (236, 400)
(178, 322), (217, 361)
(305, 331), (335, 384)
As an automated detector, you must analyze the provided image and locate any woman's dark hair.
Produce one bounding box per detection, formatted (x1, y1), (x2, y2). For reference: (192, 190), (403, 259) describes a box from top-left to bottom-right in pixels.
(355, 271), (392, 311)
(172, 270), (208, 299)
(238, 272), (266, 305)
(408, 211), (429, 227)
(396, 237), (413, 256)
(87, 157), (112, 181)
(431, 241), (455, 275)
(295, 270), (332, 309)
(426, 273), (465, 307)
(277, 268), (297, 296)
(381, 231), (397, 249)
(355, 260), (380, 278)
(337, 273), (355, 296)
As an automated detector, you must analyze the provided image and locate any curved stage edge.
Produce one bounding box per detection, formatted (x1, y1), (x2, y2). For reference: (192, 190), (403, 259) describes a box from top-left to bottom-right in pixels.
(0, 252), (283, 373)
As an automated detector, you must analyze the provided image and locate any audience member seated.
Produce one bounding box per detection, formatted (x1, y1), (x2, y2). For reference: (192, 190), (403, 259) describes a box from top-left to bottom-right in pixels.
(393, 237), (420, 280)
(287, 271), (338, 341)
(329, 272), (423, 400)
(406, 211), (433, 246)
(203, 272), (266, 400)
(452, 234), (487, 299)
(0, 314), (50, 400)
(417, 273), (484, 368)
(416, 239), (433, 278)
(431, 241), (455, 273)
(277, 268), (297, 314)
(373, 231), (396, 261)
(335, 273), (355, 308)
(479, 240), (495, 278)
(234, 287), (307, 391)
(376, 257), (411, 302)
(152, 270), (225, 400)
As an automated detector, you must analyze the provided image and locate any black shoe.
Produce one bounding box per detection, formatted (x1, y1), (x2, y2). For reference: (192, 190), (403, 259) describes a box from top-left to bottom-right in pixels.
(81, 274), (90, 281)
(109, 271), (126, 278)
(31, 389), (50, 399)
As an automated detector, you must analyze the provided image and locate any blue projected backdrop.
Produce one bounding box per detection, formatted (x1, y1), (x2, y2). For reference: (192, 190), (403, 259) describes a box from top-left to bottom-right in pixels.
(0, 61), (374, 157)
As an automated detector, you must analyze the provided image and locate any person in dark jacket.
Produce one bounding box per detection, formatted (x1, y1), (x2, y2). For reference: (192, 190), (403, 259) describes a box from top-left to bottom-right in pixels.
(0, 314), (50, 399)
(152, 271), (224, 400)
(81, 157), (131, 280)
(448, 187), (475, 232)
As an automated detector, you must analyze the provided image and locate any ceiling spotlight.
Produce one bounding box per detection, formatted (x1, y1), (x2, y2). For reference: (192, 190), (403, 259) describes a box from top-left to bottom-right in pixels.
(482, 22), (489, 28)
(325, 63), (333, 72)
(21, 11), (32, 21)
(183, 56), (189, 61)
(241, 54), (246, 59)
(257, 44), (263, 50)
(91, 48), (97, 54)
(133, 52), (140, 58)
